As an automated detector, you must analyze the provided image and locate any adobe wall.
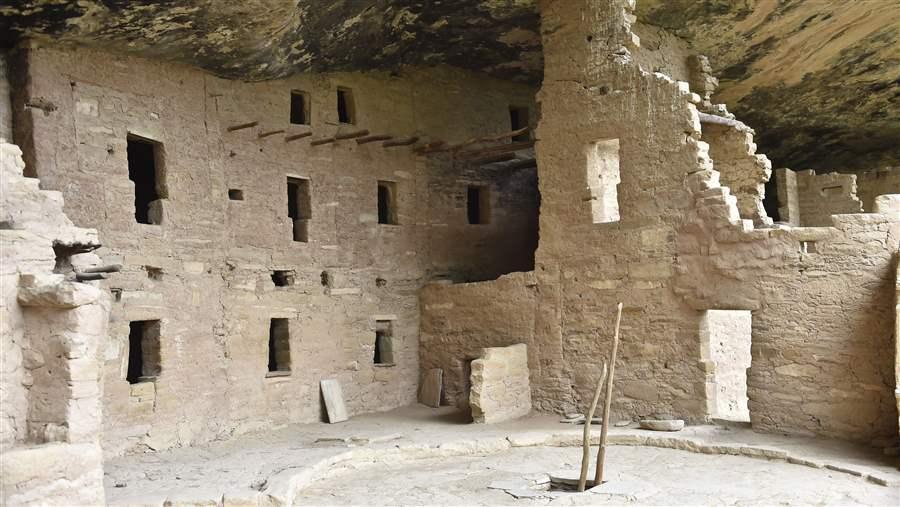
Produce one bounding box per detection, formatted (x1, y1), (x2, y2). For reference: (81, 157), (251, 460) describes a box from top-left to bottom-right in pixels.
(420, 0), (899, 443)
(775, 169), (863, 227)
(12, 44), (539, 455)
(857, 168), (900, 213)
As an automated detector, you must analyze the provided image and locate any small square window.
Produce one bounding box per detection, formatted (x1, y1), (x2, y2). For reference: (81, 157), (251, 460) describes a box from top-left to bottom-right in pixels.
(272, 270), (295, 287)
(228, 189), (244, 201)
(290, 90), (310, 125)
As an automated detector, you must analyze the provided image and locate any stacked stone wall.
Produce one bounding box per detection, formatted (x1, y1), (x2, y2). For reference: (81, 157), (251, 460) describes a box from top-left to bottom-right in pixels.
(420, 0), (899, 443)
(13, 45), (540, 455)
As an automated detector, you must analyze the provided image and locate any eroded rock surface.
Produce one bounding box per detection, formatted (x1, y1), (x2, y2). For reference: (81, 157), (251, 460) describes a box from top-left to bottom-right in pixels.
(637, 0), (900, 171)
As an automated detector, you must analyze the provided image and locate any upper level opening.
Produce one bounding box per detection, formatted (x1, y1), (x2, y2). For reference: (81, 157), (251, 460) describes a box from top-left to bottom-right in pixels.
(290, 90), (310, 125)
(509, 106), (529, 141)
(126, 134), (166, 225)
(337, 87), (355, 124)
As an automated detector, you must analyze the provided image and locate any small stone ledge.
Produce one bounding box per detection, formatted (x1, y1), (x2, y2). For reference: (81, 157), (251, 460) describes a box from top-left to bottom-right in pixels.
(17, 273), (102, 308)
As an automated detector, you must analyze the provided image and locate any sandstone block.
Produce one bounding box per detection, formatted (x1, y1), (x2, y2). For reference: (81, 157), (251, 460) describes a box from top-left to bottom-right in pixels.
(470, 344), (531, 424)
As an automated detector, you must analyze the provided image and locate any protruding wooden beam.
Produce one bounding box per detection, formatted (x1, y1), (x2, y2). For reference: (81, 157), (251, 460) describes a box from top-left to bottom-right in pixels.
(81, 264), (122, 274)
(422, 127), (530, 154)
(697, 112), (751, 131)
(227, 121), (258, 132)
(335, 129), (370, 140)
(457, 140), (535, 158)
(504, 158), (537, 170)
(356, 134), (393, 145)
(258, 129), (285, 139)
(75, 272), (108, 282)
(382, 137), (419, 148)
(311, 137), (337, 146)
(470, 152), (517, 165)
(285, 132), (313, 142)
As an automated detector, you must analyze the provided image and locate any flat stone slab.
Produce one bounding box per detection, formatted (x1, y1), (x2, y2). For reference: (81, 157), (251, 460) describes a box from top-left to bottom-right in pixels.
(320, 379), (348, 423)
(639, 419), (684, 431)
(590, 476), (659, 499)
(419, 368), (442, 408)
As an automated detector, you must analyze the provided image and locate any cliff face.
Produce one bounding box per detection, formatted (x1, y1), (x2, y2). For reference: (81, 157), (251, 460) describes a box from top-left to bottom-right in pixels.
(637, 0), (900, 171)
(2, 1), (897, 170)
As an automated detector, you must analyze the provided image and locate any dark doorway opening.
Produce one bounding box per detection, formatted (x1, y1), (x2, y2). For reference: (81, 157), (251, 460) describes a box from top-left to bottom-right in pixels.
(377, 181), (398, 225)
(509, 106), (529, 141)
(467, 185), (490, 225)
(126, 135), (163, 224)
(337, 88), (355, 124)
(127, 320), (161, 383)
(290, 90), (310, 125)
(268, 318), (291, 374)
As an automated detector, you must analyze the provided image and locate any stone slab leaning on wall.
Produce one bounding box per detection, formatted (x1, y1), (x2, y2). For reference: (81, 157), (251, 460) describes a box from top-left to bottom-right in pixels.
(470, 344), (532, 423)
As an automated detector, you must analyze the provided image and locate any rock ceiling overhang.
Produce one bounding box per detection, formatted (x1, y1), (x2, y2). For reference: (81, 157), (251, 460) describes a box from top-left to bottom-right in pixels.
(2, 0), (898, 171)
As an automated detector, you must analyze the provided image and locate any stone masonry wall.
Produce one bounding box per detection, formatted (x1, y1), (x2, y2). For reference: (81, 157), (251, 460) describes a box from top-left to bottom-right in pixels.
(420, 0), (899, 443)
(13, 44), (539, 455)
(1, 142), (108, 505)
(796, 170), (863, 224)
(703, 122), (772, 226)
(857, 167), (900, 213)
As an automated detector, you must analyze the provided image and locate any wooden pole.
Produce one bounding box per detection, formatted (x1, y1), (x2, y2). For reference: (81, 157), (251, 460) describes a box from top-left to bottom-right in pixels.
(382, 136), (419, 148)
(594, 302), (623, 487)
(335, 129), (369, 140)
(456, 140), (535, 158)
(577, 360), (608, 492)
(258, 129), (285, 138)
(226, 121), (258, 132)
(285, 132), (312, 142)
(356, 134), (393, 145)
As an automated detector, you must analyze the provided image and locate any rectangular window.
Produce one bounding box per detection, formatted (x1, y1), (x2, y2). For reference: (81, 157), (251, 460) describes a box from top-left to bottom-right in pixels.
(126, 135), (165, 225)
(377, 181), (398, 225)
(290, 90), (310, 125)
(287, 177), (311, 242)
(374, 320), (394, 365)
(271, 270), (295, 287)
(337, 87), (355, 124)
(127, 320), (161, 384)
(228, 189), (244, 201)
(586, 138), (621, 224)
(467, 185), (490, 225)
(268, 318), (291, 374)
(509, 106), (529, 141)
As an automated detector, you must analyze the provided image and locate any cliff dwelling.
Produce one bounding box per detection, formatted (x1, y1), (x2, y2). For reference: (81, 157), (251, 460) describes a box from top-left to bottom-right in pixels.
(1, 0), (899, 505)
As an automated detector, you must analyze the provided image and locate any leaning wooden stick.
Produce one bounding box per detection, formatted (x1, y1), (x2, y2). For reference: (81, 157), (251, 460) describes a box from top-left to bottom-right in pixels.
(578, 360), (608, 492)
(594, 302), (624, 487)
